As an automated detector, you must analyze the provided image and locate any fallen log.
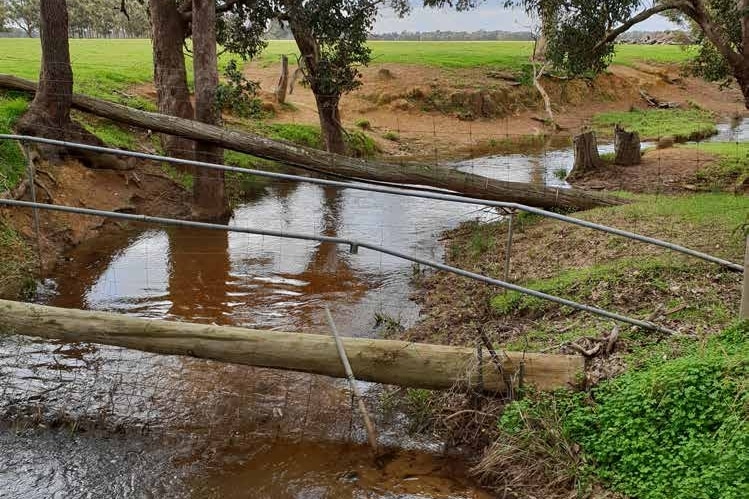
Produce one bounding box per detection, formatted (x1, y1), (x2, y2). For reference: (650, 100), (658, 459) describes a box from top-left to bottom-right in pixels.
(0, 299), (584, 392)
(0, 74), (623, 211)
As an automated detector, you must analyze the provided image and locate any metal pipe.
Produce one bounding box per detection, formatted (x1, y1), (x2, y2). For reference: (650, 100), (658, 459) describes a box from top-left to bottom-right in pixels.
(0, 198), (680, 335)
(0, 134), (740, 272)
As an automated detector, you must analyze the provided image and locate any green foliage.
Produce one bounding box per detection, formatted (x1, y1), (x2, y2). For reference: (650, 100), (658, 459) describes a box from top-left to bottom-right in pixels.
(566, 322), (749, 499)
(0, 93), (29, 192)
(354, 118), (371, 130)
(404, 388), (436, 433)
(592, 108), (717, 141)
(215, 60), (263, 119)
(344, 130), (379, 157)
(383, 131), (400, 142)
(262, 123), (377, 157)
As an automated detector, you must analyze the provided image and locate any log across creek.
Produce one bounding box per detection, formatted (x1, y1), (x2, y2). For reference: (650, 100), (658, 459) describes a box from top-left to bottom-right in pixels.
(0, 74), (624, 211)
(0, 300), (583, 392)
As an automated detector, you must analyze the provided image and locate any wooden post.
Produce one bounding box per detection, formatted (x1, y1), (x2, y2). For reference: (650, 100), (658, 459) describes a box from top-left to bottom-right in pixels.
(0, 300), (584, 393)
(275, 55), (289, 104)
(741, 235), (749, 320)
(614, 125), (641, 166)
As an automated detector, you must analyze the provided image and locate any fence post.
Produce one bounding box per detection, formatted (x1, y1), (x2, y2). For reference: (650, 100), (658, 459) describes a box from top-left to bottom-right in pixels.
(741, 235), (749, 320)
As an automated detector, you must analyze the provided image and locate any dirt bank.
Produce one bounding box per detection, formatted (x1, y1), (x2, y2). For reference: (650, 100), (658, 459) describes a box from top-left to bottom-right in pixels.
(244, 61), (746, 157)
(0, 157), (190, 299)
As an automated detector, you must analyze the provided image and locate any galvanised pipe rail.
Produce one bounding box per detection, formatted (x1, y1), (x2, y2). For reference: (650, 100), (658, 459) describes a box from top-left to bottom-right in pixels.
(0, 198), (680, 336)
(0, 134), (741, 272)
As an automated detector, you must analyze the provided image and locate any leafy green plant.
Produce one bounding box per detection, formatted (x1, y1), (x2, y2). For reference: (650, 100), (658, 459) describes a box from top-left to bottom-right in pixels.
(383, 131), (400, 142)
(355, 118), (371, 130)
(216, 59), (263, 119)
(566, 322), (749, 499)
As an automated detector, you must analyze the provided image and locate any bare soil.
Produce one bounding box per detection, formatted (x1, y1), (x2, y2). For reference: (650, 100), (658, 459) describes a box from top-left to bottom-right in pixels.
(244, 61), (746, 158)
(0, 157), (191, 292)
(571, 147), (723, 194)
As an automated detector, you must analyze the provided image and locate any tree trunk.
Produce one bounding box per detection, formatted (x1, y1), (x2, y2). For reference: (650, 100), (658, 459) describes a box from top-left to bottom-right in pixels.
(737, 64), (749, 110)
(275, 55), (289, 104)
(569, 131), (602, 179)
(16, 0), (73, 142)
(148, 0), (194, 160)
(315, 93), (346, 154)
(613, 125), (641, 166)
(0, 299), (584, 393)
(0, 74), (627, 211)
(14, 0), (124, 169)
(191, 0), (227, 220)
(286, 9), (346, 155)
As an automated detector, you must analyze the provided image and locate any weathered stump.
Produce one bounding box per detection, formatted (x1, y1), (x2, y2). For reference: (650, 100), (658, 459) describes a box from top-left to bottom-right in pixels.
(275, 55), (289, 104)
(569, 131), (602, 179)
(614, 125), (641, 165)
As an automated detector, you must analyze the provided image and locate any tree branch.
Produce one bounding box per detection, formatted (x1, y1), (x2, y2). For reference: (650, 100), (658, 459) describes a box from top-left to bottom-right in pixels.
(686, 0), (742, 68)
(592, 1), (691, 52)
(181, 0), (241, 21)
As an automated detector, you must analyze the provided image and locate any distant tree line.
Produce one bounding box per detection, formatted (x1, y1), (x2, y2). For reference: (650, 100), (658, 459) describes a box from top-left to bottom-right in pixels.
(369, 30), (533, 41)
(0, 0), (149, 38)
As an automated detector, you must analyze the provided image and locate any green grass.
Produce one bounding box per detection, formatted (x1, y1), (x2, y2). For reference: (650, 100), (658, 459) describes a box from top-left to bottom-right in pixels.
(0, 93), (30, 192)
(592, 108), (717, 141)
(260, 40), (694, 70)
(0, 220), (35, 299)
(0, 39), (694, 89)
(684, 142), (749, 189)
(79, 116), (137, 149)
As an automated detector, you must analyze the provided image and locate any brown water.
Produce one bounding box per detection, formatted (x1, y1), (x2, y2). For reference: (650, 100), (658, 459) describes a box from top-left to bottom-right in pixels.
(8, 133), (700, 497)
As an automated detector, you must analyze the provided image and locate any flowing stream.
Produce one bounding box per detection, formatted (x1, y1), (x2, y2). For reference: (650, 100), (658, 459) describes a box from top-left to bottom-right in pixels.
(1, 118), (746, 498)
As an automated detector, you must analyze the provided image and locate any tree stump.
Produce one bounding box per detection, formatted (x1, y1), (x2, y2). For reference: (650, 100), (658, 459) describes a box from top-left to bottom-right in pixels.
(569, 131), (602, 179)
(614, 125), (641, 165)
(275, 55), (289, 104)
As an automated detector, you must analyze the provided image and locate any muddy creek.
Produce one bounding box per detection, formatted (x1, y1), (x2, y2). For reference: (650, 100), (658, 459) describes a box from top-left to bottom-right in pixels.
(1, 122), (746, 498)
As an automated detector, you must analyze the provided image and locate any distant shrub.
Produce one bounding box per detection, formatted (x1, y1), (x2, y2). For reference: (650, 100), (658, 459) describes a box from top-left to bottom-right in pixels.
(216, 60), (263, 119)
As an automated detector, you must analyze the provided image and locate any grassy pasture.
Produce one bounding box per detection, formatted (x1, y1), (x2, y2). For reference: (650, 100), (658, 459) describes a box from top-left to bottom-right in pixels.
(0, 39), (694, 94)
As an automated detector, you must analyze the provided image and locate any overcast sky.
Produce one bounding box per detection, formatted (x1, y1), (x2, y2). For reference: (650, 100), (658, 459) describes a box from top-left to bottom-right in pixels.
(374, 5), (678, 33)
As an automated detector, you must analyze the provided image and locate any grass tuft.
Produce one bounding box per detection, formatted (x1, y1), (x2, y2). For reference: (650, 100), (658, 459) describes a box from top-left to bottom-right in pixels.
(593, 108), (717, 141)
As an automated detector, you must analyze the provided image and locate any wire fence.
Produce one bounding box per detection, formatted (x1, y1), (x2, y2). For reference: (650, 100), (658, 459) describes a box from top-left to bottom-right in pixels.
(0, 72), (747, 496)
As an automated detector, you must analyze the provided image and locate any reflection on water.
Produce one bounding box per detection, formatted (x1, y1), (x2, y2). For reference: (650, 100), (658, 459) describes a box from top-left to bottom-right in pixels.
(16, 125), (744, 497)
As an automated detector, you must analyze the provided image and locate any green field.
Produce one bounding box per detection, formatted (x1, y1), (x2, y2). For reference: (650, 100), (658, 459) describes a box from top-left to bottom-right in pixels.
(0, 39), (694, 97)
(592, 108), (718, 141)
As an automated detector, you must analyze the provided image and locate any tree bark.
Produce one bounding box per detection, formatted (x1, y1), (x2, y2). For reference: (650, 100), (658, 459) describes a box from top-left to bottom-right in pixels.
(569, 131), (602, 179)
(0, 299), (585, 393)
(315, 93), (346, 154)
(16, 0), (73, 142)
(613, 125), (641, 166)
(14, 0), (124, 169)
(0, 74), (627, 211)
(275, 55), (289, 104)
(191, 0), (227, 220)
(148, 0), (194, 160)
(285, 5), (347, 155)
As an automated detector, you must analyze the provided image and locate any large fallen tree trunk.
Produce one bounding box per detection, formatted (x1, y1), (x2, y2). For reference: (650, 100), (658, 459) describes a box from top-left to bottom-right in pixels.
(0, 74), (623, 211)
(0, 299), (583, 392)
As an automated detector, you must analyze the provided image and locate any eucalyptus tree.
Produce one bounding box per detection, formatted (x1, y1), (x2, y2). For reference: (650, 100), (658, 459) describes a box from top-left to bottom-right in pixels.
(4, 0), (40, 37)
(503, 0), (749, 109)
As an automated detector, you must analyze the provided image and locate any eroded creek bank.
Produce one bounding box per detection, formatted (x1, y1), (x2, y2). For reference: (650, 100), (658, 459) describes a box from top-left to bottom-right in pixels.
(1, 121), (745, 497)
